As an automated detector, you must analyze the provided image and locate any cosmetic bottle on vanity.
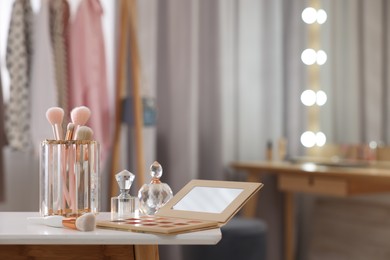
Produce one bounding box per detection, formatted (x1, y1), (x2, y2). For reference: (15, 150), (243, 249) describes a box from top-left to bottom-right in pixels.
(111, 170), (136, 220)
(138, 161), (173, 215)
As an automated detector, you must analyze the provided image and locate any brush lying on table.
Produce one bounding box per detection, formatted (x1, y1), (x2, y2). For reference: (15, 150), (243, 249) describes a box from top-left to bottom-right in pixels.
(27, 213), (96, 232)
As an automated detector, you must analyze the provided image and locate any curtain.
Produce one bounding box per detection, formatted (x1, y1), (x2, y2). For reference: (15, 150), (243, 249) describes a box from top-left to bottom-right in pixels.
(321, 0), (390, 144)
(156, 0), (297, 259)
(154, 0), (390, 260)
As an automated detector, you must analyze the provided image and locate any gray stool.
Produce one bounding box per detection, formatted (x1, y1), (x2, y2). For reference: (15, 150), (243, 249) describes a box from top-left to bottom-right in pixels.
(182, 217), (267, 260)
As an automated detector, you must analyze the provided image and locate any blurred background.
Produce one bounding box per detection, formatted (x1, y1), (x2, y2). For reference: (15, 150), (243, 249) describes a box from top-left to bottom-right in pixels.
(0, 0), (389, 260)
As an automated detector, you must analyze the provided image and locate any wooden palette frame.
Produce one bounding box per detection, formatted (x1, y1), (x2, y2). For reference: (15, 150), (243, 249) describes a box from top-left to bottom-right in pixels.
(97, 179), (263, 234)
(158, 179), (262, 224)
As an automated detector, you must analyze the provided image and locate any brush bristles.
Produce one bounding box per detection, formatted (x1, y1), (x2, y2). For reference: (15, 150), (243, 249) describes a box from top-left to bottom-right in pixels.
(75, 213), (96, 231)
(71, 106), (91, 126)
(65, 123), (75, 140)
(46, 107), (64, 125)
(75, 126), (94, 140)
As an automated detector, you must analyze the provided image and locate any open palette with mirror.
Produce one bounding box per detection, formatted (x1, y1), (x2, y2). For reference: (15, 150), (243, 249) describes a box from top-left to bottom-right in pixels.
(97, 179), (263, 234)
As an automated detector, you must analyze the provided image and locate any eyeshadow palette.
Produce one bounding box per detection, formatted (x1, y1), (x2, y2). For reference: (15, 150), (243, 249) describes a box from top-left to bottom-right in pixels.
(97, 215), (219, 234)
(97, 179), (263, 235)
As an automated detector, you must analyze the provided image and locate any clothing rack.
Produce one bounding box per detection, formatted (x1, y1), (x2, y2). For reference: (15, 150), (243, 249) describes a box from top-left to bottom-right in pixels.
(110, 0), (145, 198)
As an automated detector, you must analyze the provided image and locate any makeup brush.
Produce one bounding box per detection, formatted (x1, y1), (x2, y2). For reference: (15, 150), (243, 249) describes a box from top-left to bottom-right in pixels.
(68, 125), (93, 213)
(46, 107), (64, 140)
(63, 213), (96, 232)
(70, 106), (91, 139)
(73, 126), (94, 211)
(61, 123), (75, 208)
(75, 126), (94, 141)
(27, 213), (96, 231)
(65, 122), (75, 141)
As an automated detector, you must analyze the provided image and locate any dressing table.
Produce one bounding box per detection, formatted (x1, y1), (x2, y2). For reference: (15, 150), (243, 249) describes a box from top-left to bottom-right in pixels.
(0, 212), (221, 260)
(231, 160), (390, 260)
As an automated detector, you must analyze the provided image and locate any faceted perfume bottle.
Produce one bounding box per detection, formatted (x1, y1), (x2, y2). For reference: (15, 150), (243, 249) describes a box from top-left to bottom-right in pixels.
(111, 170), (136, 220)
(138, 161), (173, 215)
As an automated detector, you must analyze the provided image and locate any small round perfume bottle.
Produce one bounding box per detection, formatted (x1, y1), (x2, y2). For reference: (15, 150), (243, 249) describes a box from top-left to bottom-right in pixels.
(111, 170), (136, 220)
(138, 161), (173, 215)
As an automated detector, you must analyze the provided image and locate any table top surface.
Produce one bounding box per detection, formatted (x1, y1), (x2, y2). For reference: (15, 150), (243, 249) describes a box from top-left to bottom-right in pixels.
(0, 212), (221, 245)
(231, 160), (390, 180)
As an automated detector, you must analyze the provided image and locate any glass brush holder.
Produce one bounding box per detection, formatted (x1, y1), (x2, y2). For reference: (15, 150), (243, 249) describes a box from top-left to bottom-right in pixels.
(39, 140), (100, 217)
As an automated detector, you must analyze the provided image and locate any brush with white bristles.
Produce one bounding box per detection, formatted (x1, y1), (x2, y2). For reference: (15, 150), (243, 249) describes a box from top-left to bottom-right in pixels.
(46, 107), (64, 140)
(27, 213), (96, 232)
(75, 126), (94, 141)
(70, 106), (91, 140)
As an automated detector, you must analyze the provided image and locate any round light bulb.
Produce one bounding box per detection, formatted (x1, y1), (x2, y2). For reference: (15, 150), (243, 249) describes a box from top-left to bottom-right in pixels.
(369, 141), (378, 149)
(301, 90), (316, 106)
(316, 90), (327, 106)
(316, 132), (326, 147)
(301, 49), (317, 65)
(302, 7), (317, 24)
(317, 9), (327, 24)
(301, 131), (316, 148)
(316, 50), (327, 65)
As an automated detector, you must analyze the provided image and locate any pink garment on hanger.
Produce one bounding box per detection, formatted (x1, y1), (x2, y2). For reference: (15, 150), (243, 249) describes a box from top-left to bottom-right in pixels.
(68, 0), (111, 164)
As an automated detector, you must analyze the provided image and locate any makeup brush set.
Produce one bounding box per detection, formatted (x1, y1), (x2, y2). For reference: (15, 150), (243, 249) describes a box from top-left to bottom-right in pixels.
(39, 106), (100, 221)
(46, 106), (93, 141)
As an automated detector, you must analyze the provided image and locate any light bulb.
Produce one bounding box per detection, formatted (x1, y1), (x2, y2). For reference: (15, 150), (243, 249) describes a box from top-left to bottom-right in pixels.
(302, 7), (317, 24)
(301, 131), (316, 148)
(317, 9), (327, 24)
(369, 141), (378, 149)
(301, 90), (316, 106)
(316, 50), (327, 65)
(301, 49), (317, 65)
(316, 132), (326, 147)
(316, 90), (327, 106)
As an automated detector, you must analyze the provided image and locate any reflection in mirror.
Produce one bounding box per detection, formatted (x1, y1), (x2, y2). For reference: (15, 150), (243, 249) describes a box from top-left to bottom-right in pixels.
(172, 187), (243, 214)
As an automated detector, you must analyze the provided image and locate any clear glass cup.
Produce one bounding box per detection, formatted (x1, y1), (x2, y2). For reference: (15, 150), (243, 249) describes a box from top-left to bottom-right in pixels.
(39, 140), (100, 217)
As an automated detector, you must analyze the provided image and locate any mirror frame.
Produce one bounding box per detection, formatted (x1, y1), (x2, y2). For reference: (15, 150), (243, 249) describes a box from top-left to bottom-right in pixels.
(157, 179), (263, 224)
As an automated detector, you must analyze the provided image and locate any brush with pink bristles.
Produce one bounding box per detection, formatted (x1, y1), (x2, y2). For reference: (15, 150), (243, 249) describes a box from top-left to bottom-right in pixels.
(70, 106), (91, 140)
(46, 107), (64, 140)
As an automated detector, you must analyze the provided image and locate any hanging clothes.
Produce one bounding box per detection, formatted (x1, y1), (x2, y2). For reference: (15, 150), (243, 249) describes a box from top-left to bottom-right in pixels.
(30, 0), (59, 147)
(5, 0), (33, 151)
(50, 0), (70, 122)
(68, 0), (111, 164)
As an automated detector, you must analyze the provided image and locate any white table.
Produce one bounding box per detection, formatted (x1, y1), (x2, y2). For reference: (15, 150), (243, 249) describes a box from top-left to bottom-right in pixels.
(0, 212), (221, 260)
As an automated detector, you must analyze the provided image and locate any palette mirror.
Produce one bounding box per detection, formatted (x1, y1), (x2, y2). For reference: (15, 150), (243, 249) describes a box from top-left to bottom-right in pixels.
(158, 179), (263, 223)
(172, 187), (244, 214)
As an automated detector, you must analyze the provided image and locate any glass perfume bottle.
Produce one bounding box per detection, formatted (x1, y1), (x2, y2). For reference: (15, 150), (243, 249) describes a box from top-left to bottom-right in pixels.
(111, 170), (136, 220)
(138, 161), (173, 215)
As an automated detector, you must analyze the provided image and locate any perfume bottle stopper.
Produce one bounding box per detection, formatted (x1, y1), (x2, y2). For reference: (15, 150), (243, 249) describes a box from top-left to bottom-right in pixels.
(116, 170), (135, 198)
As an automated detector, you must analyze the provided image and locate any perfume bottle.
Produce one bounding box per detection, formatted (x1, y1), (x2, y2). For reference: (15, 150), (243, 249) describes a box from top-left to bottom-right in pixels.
(111, 170), (136, 220)
(138, 161), (173, 215)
